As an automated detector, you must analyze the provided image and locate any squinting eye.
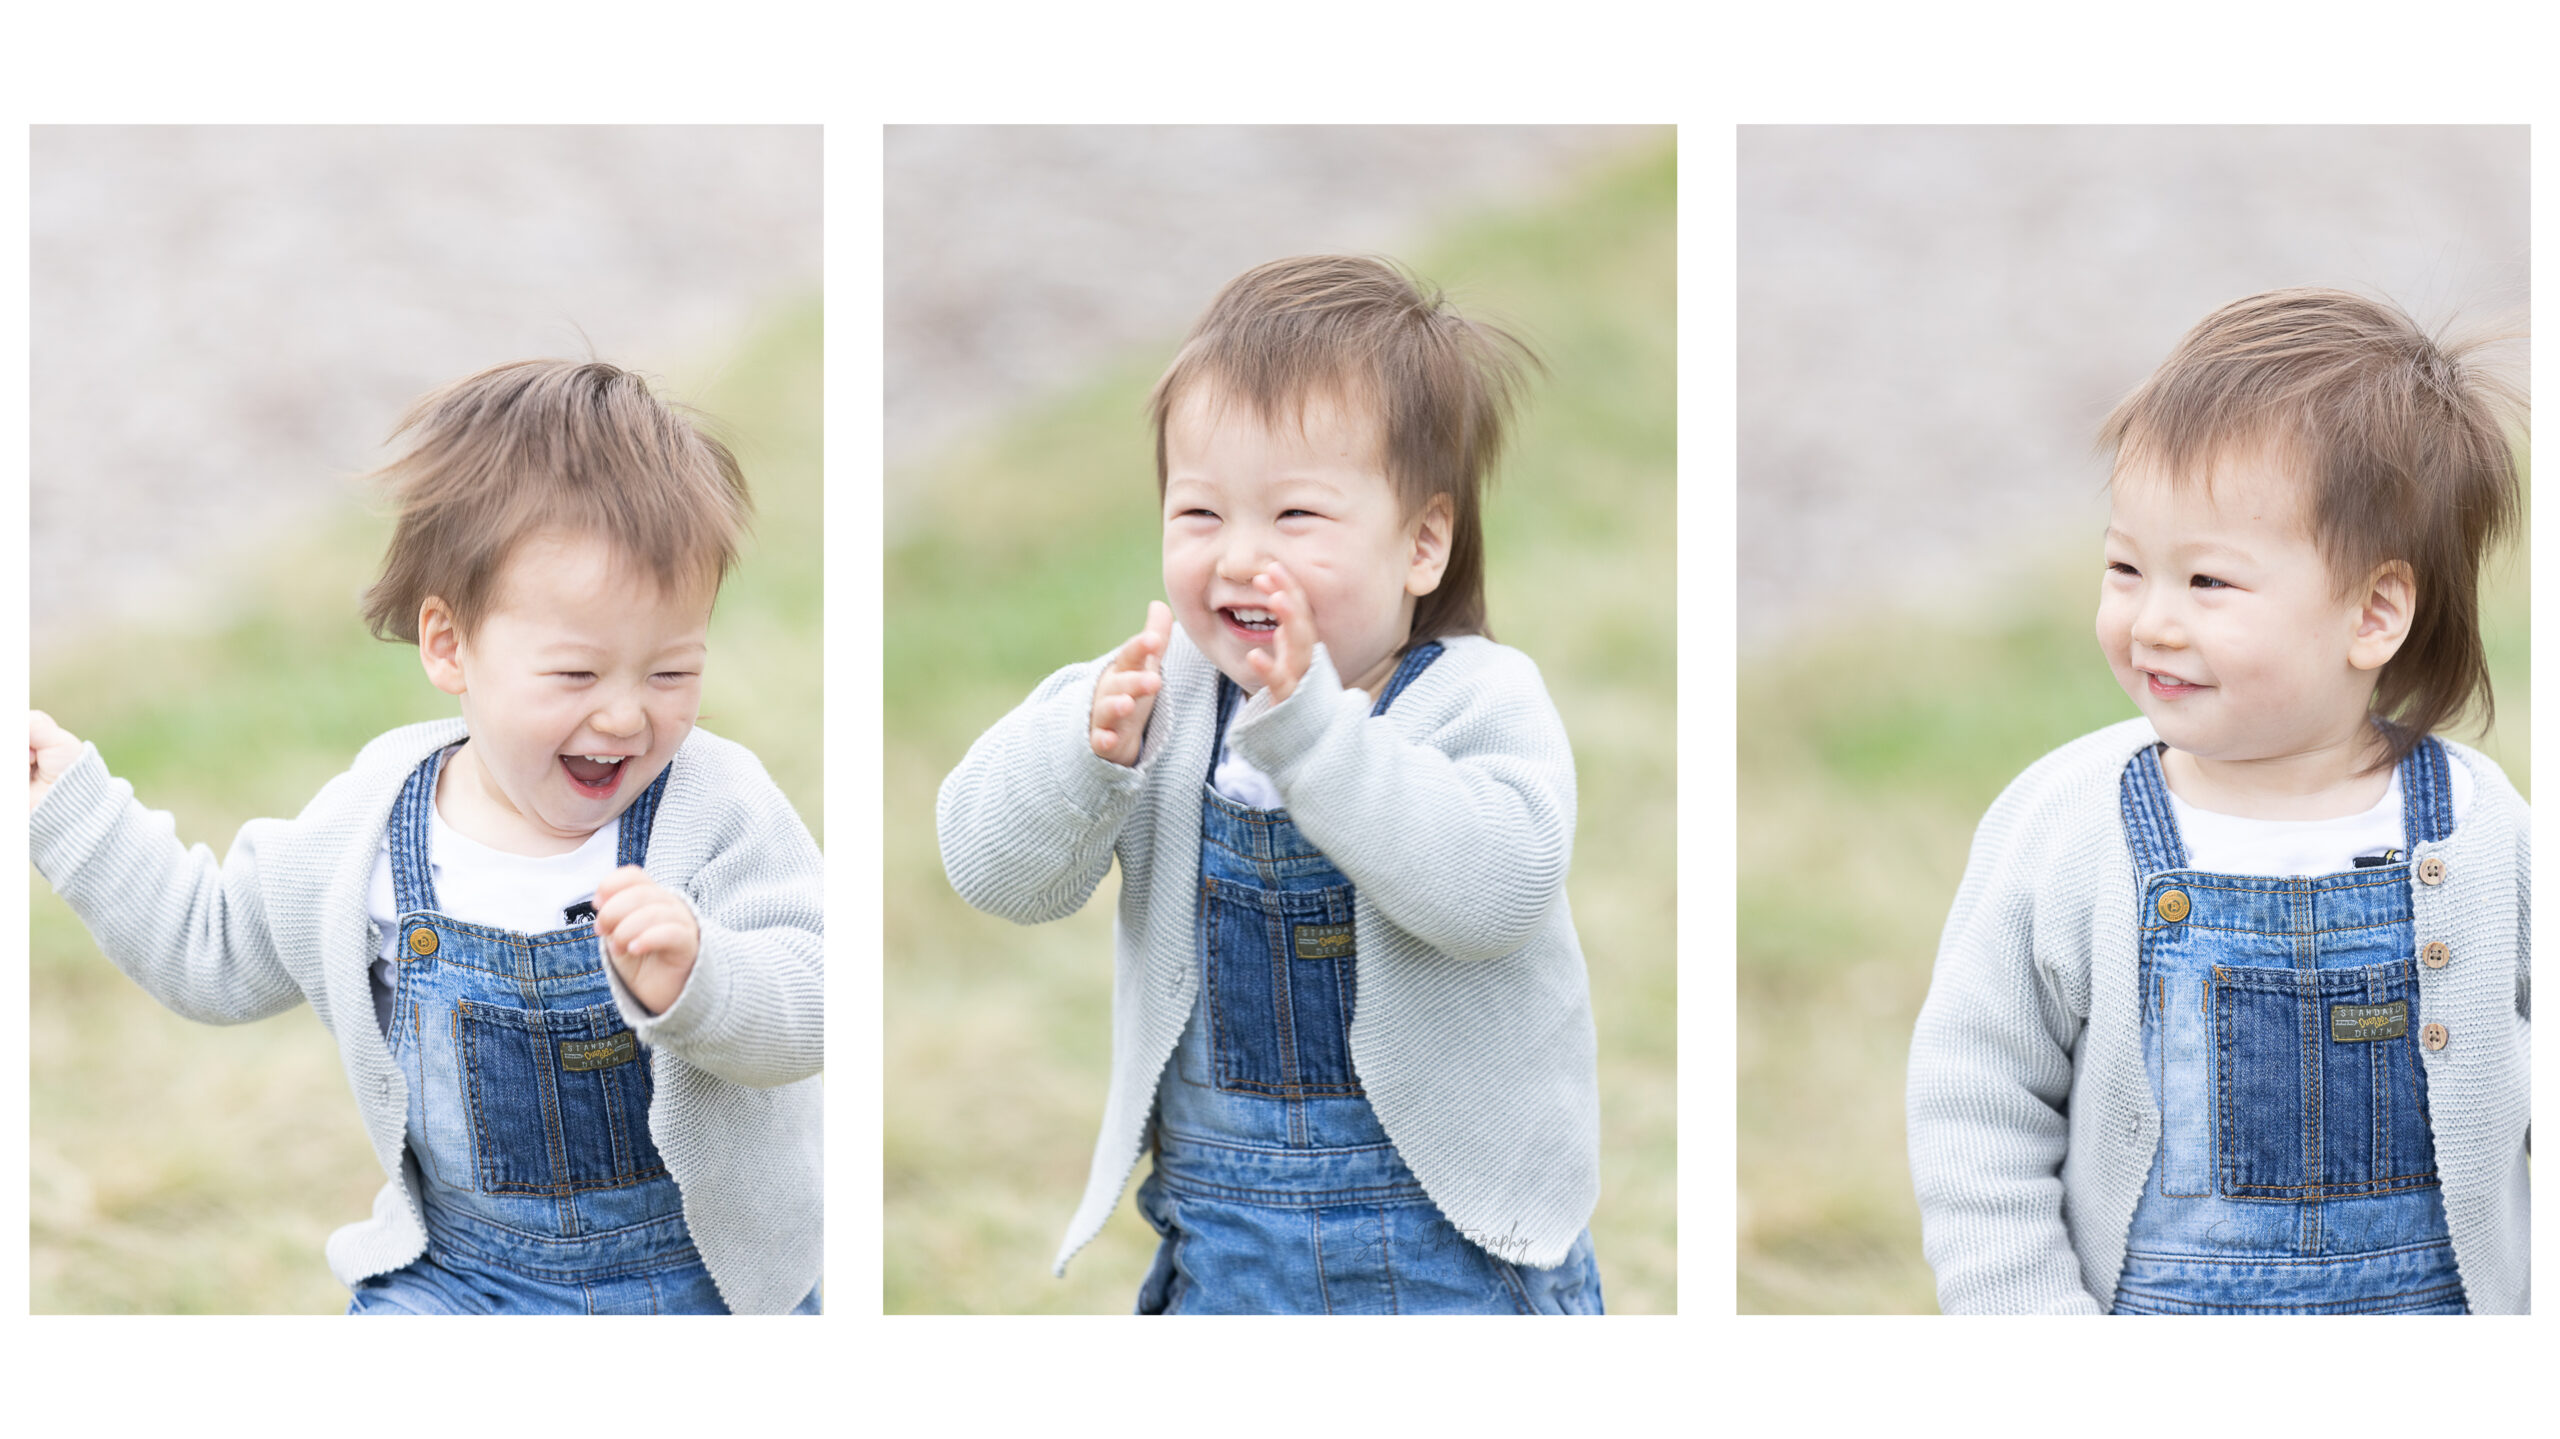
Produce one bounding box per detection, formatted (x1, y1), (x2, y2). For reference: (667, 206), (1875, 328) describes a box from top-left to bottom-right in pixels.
(556, 672), (596, 683)
(2107, 561), (2138, 577)
(2190, 574), (2230, 590)
(653, 672), (698, 683)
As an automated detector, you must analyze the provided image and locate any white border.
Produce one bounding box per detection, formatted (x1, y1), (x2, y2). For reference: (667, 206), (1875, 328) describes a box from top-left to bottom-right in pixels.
(5, 3), (2547, 1432)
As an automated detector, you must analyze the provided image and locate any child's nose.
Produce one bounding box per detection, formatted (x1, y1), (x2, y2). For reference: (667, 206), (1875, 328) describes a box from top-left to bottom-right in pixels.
(590, 696), (647, 738)
(2129, 592), (2183, 649)
(1215, 526), (1270, 580)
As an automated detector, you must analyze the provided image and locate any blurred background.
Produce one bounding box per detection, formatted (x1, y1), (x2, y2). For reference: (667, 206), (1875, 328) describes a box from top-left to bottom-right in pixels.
(30, 125), (821, 1312)
(885, 125), (1676, 1312)
(1737, 126), (2529, 1313)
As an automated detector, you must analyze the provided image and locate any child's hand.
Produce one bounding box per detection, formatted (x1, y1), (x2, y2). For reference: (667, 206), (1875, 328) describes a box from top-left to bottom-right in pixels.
(1245, 563), (1317, 702)
(29, 710), (83, 813)
(1090, 601), (1173, 767)
(595, 865), (699, 1015)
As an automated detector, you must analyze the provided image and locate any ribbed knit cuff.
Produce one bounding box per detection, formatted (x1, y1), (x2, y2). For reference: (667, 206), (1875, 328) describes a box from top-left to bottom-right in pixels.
(1055, 654), (1153, 817)
(29, 743), (120, 884)
(604, 887), (718, 1039)
(1229, 644), (1354, 787)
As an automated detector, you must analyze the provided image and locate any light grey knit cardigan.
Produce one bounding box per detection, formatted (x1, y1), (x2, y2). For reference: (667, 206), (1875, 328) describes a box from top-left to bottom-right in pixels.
(31, 719), (823, 1314)
(939, 630), (1601, 1273)
(1907, 718), (2530, 1313)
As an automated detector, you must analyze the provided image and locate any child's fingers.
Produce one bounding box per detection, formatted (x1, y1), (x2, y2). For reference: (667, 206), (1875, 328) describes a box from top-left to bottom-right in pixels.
(1096, 667), (1161, 702)
(1143, 601), (1173, 671)
(30, 709), (75, 750)
(1110, 602), (1176, 676)
(615, 912), (693, 962)
(594, 865), (650, 905)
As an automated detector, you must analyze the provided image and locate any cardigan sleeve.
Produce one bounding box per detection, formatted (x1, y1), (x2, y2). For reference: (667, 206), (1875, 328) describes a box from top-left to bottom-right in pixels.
(29, 744), (307, 1025)
(1906, 767), (2109, 1314)
(1227, 643), (1574, 963)
(608, 758), (825, 1088)
(937, 652), (1152, 926)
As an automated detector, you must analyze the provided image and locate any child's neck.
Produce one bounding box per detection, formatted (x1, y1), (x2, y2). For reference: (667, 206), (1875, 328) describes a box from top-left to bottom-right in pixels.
(2159, 732), (2396, 822)
(436, 742), (605, 858)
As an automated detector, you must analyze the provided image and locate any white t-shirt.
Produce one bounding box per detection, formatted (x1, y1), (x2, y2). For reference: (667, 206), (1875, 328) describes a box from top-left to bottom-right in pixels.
(2165, 758), (2472, 877)
(366, 805), (623, 1035)
(1210, 686), (1285, 809)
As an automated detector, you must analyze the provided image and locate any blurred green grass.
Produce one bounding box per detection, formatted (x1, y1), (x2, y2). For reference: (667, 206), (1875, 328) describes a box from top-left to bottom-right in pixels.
(886, 140), (1677, 1312)
(30, 300), (821, 1312)
(1736, 485), (2529, 1313)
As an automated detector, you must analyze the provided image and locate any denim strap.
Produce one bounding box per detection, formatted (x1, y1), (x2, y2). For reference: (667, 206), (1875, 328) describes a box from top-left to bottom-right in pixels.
(386, 744), (670, 914)
(2118, 732), (2458, 876)
(616, 762), (673, 868)
(1370, 641), (1445, 716)
(1208, 640), (1449, 763)
(2400, 734), (2455, 850)
(388, 745), (456, 916)
(2118, 744), (2188, 876)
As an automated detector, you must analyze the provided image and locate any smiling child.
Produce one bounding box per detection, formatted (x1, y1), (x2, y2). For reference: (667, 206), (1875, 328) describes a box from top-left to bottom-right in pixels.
(30, 360), (822, 1313)
(1907, 289), (2529, 1314)
(940, 256), (1603, 1313)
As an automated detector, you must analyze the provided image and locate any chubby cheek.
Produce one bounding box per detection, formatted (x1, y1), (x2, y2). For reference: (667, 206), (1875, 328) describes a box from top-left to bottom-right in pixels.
(2092, 599), (2129, 666)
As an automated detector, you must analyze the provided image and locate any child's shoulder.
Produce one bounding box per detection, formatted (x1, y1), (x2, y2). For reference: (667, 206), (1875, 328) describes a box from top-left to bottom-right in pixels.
(2437, 734), (2527, 815)
(319, 718), (470, 814)
(663, 726), (810, 838)
(664, 726), (791, 810)
(1410, 634), (1556, 708)
(1972, 717), (2160, 846)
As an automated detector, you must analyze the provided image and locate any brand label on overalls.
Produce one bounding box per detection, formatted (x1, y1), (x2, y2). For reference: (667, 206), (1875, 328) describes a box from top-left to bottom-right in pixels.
(2330, 1002), (2409, 1043)
(559, 1031), (639, 1071)
(1293, 923), (1355, 960)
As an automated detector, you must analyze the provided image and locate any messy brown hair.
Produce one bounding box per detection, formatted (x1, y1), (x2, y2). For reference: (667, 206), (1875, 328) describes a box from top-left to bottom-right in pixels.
(2099, 287), (2524, 764)
(361, 359), (752, 643)
(1147, 255), (1541, 646)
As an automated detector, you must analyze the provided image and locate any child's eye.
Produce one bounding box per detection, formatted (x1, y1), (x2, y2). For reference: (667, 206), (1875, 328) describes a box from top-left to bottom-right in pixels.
(2107, 561), (2138, 578)
(554, 671), (597, 683)
(652, 671), (698, 684)
(2190, 574), (2230, 590)
(1280, 508), (1318, 520)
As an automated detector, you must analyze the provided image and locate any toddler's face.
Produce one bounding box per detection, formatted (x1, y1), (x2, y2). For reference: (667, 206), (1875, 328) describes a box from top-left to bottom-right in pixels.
(1161, 383), (1446, 697)
(2096, 450), (2386, 772)
(425, 530), (711, 854)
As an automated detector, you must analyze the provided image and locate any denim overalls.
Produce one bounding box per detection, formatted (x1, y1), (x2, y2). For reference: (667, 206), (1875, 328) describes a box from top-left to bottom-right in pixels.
(2112, 740), (2466, 1315)
(1134, 644), (1604, 1314)
(347, 744), (786, 1314)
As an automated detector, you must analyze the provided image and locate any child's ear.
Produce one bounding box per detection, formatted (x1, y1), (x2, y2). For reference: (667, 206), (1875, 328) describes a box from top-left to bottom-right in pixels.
(1406, 495), (1455, 597)
(418, 598), (471, 696)
(2347, 560), (2416, 672)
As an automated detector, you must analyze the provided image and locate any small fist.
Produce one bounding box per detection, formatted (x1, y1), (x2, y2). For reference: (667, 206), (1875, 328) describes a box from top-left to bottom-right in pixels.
(595, 865), (700, 1015)
(1091, 601), (1174, 767)
(30, 710), (83, 813)
(1243, 563), (1318, 702)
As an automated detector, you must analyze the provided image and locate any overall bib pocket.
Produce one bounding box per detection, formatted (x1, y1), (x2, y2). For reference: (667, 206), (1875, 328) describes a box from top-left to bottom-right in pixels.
(1200, 875), (1361, 1097)
(2213, 961), (2439, 1201)
(458, 998), (666, 1195)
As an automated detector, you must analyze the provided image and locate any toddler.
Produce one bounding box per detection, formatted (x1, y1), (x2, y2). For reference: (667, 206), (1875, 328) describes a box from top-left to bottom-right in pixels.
(30, 360), (822, 1314)
(1908, 289), (2528, 1314)
(939, 256), (1603, 1313)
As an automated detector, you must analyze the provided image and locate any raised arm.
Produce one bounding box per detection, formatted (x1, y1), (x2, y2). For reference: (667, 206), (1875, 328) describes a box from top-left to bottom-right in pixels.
(1228, 643), (1574, 962)
(605, 783), (826, 1088)
(29, 722), (303, 1026)
(937, 638), (1160, 927)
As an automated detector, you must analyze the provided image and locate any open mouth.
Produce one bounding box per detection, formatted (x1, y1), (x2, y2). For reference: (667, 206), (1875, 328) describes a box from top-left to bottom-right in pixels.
(1221, 606), (1279, 637)
(560, 753), (628, 797)
(2145, 671), (2205, 697)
